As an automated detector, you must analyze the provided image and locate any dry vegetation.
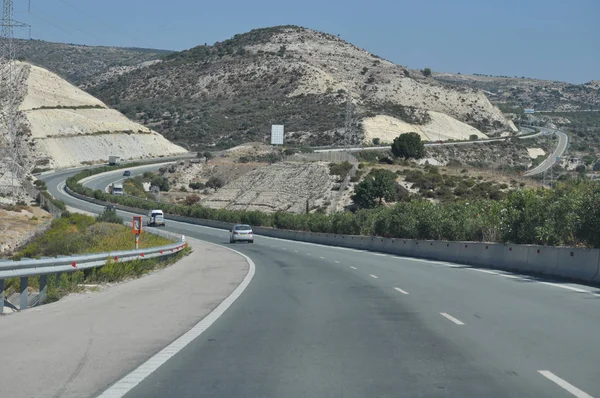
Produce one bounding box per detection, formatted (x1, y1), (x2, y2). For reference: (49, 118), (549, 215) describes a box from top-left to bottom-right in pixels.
(0, 205), (52, 255)
(85, 25), (515, 151)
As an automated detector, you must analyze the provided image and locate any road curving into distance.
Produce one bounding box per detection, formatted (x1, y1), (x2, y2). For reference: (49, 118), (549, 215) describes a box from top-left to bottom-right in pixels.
(523, 127), (569, 176)
(41, 167), (600, 398)
(313, 126), (568, 177)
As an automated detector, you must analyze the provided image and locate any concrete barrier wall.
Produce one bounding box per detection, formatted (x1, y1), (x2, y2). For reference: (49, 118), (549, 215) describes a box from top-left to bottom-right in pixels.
(554, 248), (600, 281)
(67, 187), (600, 285)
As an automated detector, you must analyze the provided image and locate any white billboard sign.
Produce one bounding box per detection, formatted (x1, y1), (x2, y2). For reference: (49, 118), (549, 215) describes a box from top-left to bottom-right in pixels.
(271, 125), (284, 145)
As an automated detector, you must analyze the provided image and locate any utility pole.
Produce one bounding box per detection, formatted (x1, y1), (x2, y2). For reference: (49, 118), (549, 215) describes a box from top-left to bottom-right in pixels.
(0, 0), (30, 197)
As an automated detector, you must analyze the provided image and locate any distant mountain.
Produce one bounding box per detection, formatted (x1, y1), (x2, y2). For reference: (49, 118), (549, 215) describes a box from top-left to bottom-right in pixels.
(14, 38), (173, 85)
(433, 72), (600, 112)
(82, 25), (516, 150)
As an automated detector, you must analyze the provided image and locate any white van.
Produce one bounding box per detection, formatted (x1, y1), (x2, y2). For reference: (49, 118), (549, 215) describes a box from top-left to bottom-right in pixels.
(147, 209), (165, 227)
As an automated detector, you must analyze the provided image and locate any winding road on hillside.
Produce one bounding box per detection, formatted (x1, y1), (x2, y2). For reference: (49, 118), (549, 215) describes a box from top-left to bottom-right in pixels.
(523, 128), (569, 176)
(313, 126), (567, 177)
(39, 166), (600, 398)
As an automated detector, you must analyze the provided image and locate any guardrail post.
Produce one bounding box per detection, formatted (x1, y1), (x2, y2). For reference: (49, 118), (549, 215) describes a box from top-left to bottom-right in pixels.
(0, 279), (4, 314)
(20, 277), (28, 310)
(39, 275), (48, 305)
(55, 272), (62, 287)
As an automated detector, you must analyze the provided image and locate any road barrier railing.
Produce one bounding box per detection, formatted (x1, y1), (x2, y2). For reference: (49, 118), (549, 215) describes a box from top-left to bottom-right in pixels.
(0, 229), (187, 314)
(66, 174), (600, 288)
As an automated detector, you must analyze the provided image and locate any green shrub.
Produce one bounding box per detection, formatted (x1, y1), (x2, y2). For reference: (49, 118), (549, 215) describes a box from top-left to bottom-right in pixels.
(329, 161), (353, 178)
(96, 209), (123, 224)
(67, 162), (600, 247)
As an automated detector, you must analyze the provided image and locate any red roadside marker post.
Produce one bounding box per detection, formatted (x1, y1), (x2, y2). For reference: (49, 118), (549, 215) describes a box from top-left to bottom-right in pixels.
(132, 216), (143, 249)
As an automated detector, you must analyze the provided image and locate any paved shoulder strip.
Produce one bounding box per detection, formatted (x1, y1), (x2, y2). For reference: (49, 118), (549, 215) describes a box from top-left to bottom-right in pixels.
(97, 245), (256, 398)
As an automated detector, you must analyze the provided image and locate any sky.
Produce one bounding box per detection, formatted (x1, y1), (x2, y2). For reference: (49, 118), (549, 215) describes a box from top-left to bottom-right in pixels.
(12, 0), (600, 83)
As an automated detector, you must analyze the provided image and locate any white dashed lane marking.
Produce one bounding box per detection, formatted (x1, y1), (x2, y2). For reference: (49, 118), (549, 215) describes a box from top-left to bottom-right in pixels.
(538, 371), (593, 398)
(369, 274), (379, 279)
(440, 313), (464, 326)
(394, 287), (409, 295)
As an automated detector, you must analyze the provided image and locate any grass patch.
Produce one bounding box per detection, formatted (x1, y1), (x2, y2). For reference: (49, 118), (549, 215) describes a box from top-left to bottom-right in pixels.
(5, 212), (185, 304)
(124, 176), (149, 198)
(13, 212), (173, 259)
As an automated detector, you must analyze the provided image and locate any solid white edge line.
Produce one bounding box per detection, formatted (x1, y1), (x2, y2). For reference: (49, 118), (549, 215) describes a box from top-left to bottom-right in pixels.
(468, 269), (499, 276)
(440, 312), (465, 325)
(97, 245), (256, 398)
(538, 282), (588, 293)
(538, 370), (594, 398)
(369, 274), (379, 279)
(394, 287), (409, 295)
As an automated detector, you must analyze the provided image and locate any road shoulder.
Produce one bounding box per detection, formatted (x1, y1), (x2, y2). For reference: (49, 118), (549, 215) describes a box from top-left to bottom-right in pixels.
(0, 237), (249, 398)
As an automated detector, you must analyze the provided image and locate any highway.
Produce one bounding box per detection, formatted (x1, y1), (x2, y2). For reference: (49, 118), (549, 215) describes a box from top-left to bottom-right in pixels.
(42, 168), (600, 398)
(524, 128), (569, 176)
(312, 128), (541, 153)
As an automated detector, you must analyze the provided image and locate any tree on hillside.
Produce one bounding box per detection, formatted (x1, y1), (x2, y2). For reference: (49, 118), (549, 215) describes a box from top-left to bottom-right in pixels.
(422, 67), (432, 77)
(206, 176), (225, 191)
(593, 161), (600, 172)
(391, 132), (425, 160)
(352, 169), (398, 208)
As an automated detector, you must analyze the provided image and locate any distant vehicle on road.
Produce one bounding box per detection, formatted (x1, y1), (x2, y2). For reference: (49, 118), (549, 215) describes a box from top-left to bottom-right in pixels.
(104, 204), (116, 212)
(230, 224), (254, 243)
(147, 209), (165, 227)
(108, 155), (121, 166)
(109, 183), (124, 196)
(123, 170), (131, 177)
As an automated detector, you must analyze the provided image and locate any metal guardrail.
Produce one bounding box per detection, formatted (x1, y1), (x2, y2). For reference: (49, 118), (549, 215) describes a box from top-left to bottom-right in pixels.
(0, 229), (187, 314)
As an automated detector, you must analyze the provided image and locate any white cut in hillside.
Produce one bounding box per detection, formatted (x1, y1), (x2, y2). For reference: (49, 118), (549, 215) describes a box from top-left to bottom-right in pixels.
(362, 112), (488, 143)
(19, 64), (105, 110)
(26, 108), (151, 138)
(527, 148), (545, 159)
(13, 63), (186, 169)
(35, 134), (181, 168)
(202, 162), (337, 213)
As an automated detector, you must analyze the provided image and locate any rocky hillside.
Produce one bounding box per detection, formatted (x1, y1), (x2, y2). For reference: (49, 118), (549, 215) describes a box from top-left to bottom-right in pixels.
(14, 39), (172, 85)
(433, 72), (600, 111)
(201, 161), (338, 213)
(85, 25), (515, 150)
(3, 62), (186, 170)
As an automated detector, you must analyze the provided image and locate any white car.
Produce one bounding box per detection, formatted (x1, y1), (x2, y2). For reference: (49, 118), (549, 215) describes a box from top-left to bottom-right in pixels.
(230, 224), (254, 243)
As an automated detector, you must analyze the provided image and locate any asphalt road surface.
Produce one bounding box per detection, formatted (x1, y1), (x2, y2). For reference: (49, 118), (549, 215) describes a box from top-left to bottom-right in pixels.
(524, 128), (569, 176)
(41, 168), (600, 398)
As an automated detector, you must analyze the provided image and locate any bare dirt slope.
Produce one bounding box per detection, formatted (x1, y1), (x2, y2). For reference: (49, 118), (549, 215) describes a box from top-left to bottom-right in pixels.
(10, 62), (187, 169)
(363, 112), (488, 143)
(0, 206), (52, 255)
(201, 161), (337, 213)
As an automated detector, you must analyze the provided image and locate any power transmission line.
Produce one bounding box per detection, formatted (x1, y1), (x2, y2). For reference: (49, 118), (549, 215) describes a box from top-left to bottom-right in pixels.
(0, 0), (29, 197)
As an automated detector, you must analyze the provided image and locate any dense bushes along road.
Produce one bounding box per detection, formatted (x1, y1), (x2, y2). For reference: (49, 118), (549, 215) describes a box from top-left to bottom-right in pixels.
(67, 166), (600, 248)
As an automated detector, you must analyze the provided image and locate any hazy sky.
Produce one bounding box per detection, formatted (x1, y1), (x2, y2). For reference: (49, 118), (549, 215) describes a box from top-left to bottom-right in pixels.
(12, 0), (599, 83)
